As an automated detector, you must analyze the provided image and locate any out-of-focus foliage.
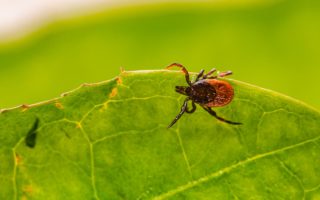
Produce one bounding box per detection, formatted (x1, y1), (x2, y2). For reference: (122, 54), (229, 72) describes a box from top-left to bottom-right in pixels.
(0, 0), (319, 110)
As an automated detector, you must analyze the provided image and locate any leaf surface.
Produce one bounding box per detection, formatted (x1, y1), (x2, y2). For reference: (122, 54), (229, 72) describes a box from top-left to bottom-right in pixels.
(1, 70), (320, 200)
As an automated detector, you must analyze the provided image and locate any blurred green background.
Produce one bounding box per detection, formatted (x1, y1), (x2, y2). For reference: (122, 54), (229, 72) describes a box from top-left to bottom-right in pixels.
(0, 0), (319, 110)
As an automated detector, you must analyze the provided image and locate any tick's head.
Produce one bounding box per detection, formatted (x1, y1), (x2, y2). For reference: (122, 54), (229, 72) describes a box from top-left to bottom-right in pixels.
(175, 86), (191, 96)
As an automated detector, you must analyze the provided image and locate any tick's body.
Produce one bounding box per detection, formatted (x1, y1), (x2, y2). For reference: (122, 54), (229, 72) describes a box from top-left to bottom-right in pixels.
(181, 79), (234, 107)
(167, 63), (241, 128)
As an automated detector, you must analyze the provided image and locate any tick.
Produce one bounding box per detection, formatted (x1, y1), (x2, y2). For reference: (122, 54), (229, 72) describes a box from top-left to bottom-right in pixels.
(166, 63), (242, 128)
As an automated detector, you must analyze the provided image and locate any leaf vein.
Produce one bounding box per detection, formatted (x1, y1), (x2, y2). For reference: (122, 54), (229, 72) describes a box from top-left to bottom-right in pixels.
(176, 125), (193, 179)
(275, 156), (305, 198)
(152, 135), (320, 200)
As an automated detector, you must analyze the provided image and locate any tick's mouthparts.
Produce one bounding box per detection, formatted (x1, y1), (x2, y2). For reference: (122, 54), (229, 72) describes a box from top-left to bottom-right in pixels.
(175, 86), (187, 95)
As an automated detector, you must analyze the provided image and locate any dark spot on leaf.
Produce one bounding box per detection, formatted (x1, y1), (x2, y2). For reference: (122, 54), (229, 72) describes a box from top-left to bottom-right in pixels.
(15, 152), (22, 165)
(25, 118), (39, 148)
(60, 126), (71, 139)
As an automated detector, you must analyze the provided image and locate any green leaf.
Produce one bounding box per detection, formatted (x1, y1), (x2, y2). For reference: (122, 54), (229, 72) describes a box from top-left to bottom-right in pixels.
(1, 70), (320, 200)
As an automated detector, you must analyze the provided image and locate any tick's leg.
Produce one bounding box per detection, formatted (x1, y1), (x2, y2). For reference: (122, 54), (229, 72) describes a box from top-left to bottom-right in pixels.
(168, 98), (189, 128)
(218, 70), (232, 77)
(206, 70), (232, 79)
(166, 63), (192, 86)
(202, 106), (242, 125)
(195, 69), (205, 82)
(202, 68), (217, 79)
(186, 101), (196, 113)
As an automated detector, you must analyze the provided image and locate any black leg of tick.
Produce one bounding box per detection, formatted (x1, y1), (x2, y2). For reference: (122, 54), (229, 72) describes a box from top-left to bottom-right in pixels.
(202, 68), (217, 79)
(195, 69), (205, 82)
(186, 101), (196, 113)
(202, 106), (242, 125)
(168, 98), (190, 128)
(166, 63), (192, 86)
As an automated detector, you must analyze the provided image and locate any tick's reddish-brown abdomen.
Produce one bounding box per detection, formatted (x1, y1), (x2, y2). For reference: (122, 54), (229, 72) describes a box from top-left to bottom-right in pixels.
(205, 79), (234, 107)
